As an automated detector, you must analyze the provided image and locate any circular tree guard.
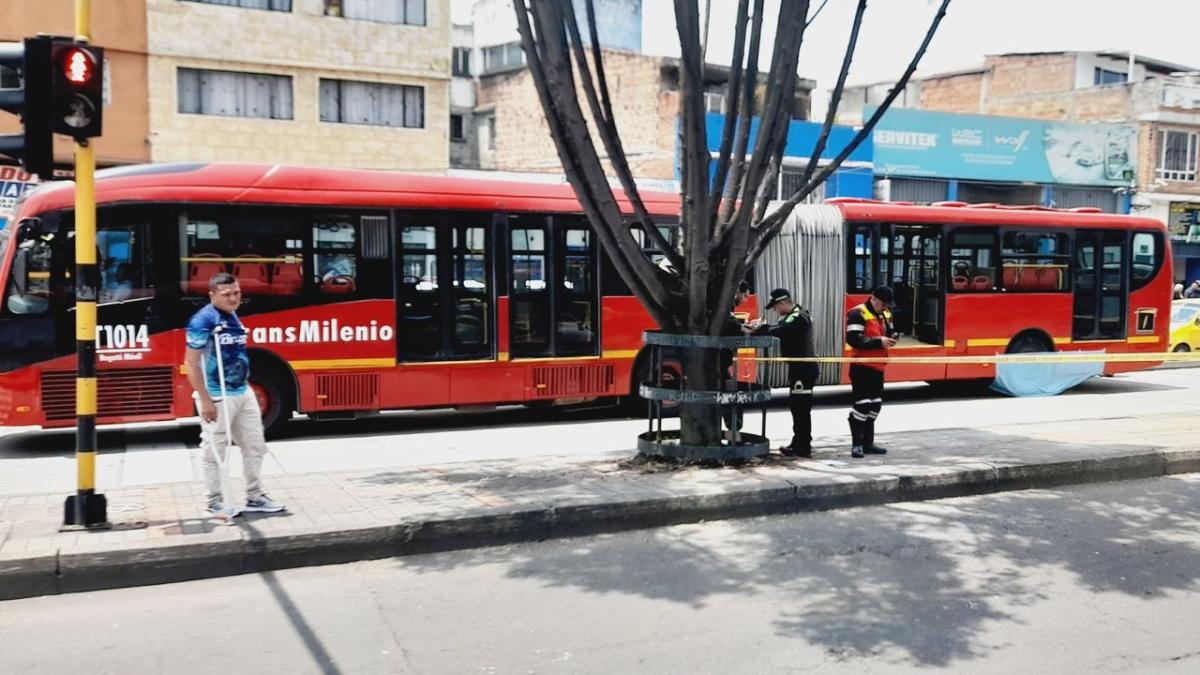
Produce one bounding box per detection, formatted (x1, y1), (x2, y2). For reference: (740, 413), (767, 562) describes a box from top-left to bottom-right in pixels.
(637, 430), (771, 461)
(639, 330), (777, 461)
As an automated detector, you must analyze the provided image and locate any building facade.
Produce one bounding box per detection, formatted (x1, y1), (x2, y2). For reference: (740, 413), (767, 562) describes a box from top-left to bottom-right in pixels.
(849, 51), (1200, 277)
(146, 0), (450, 171)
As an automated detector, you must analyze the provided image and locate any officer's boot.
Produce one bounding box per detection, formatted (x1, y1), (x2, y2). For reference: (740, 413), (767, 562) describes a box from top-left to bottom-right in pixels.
(864, 419), (887, 455)
(849, 415), (864, 458)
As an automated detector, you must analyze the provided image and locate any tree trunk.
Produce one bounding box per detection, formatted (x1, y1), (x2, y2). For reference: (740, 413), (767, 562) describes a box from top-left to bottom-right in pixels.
(678, 344), (722, 447)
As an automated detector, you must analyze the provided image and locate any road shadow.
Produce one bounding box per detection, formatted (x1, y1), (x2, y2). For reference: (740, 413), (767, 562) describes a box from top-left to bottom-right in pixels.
(381, 429), (1200, 668)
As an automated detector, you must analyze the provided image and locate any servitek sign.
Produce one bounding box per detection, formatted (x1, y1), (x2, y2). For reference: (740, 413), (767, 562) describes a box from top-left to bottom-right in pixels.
(868, 107), (1137, 187)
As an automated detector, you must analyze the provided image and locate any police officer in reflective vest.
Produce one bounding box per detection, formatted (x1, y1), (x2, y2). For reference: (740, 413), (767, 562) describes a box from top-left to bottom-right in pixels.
(751, 288), (818, 457)
(845, 285), (898, 458)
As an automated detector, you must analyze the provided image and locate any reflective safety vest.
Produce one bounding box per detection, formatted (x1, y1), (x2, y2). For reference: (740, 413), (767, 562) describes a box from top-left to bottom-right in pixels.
(846, 303), (893, 372)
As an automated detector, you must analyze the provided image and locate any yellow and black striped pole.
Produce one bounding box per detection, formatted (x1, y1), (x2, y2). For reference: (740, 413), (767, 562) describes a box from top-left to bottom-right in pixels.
(63, 0), (107, 529)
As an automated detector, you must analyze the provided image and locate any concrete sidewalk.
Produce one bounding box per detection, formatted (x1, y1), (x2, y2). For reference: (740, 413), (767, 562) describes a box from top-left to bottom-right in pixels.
(2, 412), (1198, 601)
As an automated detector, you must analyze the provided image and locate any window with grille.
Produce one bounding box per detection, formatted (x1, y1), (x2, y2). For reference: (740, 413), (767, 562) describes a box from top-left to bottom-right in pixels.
(1158, 129), (1198, 182)
(778, 169), (825, 202)
(319, 79), (424, 128)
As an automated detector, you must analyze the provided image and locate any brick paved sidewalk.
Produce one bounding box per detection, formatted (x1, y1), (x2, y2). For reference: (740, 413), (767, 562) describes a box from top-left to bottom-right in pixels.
(2, 412), (1198, 600)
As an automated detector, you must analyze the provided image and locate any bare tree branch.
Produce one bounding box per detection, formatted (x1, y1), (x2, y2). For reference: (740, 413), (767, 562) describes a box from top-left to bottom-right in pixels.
(797, 0), (867, 188)
(731, 0), (810, 232)
(707, 0), (750, 233)
(514, 0), (677, 327)
(717, 0), (766, 226)
(805, 0), (833, 27)
(561, 0), (684, 271)
(745, 0), (952, 267)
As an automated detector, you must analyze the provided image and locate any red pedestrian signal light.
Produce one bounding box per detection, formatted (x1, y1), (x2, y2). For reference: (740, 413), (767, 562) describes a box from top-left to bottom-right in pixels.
(63, 48), (95, 85)
(50, 40), (103, 140)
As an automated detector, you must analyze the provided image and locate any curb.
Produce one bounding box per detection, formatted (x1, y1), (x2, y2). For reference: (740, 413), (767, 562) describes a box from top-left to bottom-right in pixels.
(3, 447), (1197, 601)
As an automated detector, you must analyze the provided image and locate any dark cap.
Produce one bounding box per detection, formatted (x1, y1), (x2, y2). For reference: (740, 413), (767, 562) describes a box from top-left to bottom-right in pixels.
(765, 288), (792, 308)
(871, 285), (895, 305)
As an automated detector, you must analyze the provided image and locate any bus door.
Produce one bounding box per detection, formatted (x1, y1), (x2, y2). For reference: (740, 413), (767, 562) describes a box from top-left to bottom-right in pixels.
(508, 214), (599, 358)
(881, 224), (942, 345)
(1073, 230), (1126, 341)
(877, 224), (944, 382)
(396, 212), (497, 406)
(508, 214), (606, 401)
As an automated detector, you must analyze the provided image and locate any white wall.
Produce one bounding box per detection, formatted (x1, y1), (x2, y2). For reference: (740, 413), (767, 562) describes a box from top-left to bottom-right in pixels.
(1074, 53), (1149, 88)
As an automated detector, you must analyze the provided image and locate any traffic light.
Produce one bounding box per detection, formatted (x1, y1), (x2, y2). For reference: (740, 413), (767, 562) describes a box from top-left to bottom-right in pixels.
(0, 36), (103, 181)
(50, 40), (103, 140)
(0, 36), (53, 179)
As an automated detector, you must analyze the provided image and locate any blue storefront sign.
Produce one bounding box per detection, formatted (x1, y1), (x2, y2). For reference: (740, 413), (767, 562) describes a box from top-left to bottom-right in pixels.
(700, 112), (874, 198)
(869, 107), (1137, 187)
(0, 165), (40, 229)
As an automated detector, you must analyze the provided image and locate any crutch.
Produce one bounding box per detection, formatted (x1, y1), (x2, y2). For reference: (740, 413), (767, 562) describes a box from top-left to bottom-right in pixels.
(208, 324), (241, 518)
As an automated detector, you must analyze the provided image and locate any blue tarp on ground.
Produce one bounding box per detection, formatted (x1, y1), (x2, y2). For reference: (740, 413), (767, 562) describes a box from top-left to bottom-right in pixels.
(990, 351), (1105, 397)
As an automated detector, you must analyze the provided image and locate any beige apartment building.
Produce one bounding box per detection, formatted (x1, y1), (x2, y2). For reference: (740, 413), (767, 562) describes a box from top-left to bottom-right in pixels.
(147, 0), (449, 170)
(3, 0), (451, 176)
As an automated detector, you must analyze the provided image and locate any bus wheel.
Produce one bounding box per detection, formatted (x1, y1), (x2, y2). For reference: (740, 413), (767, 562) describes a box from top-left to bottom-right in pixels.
(626, 353), (683, 417)
(1173, 343), (1190, 353)
(1006, 333), (1052, 354)
(250, 371), (292, 439)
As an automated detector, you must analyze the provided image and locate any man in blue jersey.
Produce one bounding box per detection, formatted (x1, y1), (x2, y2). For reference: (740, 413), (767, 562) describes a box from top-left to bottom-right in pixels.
(184, 273), (285, 518)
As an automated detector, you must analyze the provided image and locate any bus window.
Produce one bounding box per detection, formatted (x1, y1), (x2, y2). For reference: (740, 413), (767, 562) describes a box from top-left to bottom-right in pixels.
(510, 222), (550, 356)
(1130, 231), (1161, 290)
(451, 224), (490, 357)
(180, 212), (304, 298)
(557, 225), (597, 356)
(399, 225), (441, 358)
(849, 227), (874, 292)
(97, 228), (152, 304)
(947, 230), (996, 292)
(313, 216), (357, 295)
(5, 235), (52, 315)
(603, 221), (678, 296)
(1000, 231), (1069, 292)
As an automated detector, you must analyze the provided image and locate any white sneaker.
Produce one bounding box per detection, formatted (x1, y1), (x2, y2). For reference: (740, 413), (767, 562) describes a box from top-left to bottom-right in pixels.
(207, 501), (242, 521)
(244, 494), (286, 513)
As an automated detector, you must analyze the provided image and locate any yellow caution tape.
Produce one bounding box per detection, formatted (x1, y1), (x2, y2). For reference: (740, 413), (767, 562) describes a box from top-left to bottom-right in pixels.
(745, 351), (1194, 365)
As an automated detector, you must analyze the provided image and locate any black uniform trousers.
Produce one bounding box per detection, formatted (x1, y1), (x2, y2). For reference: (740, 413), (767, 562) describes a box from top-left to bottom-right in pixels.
(788, 363), (820, 451)
(848, 364), (884, 448)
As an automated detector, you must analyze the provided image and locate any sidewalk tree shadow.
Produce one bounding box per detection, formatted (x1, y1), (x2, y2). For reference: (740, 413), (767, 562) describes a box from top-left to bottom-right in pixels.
(378, 428), (1200, 667)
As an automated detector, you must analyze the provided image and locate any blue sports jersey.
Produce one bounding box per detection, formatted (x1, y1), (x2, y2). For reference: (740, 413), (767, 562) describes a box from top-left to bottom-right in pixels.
(185, 304), (250, 398)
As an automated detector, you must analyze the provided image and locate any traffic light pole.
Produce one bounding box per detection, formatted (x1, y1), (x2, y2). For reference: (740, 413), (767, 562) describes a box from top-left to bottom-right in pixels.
(62, 0), (108, 529)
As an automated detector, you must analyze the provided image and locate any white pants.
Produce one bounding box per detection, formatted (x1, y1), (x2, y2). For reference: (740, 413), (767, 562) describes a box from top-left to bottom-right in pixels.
(200, 393), (268, 504)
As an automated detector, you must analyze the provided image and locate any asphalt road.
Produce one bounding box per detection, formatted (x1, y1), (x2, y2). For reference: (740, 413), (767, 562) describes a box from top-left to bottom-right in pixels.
(4, 474), (1199, 674)
(1, 367), (1198, 496)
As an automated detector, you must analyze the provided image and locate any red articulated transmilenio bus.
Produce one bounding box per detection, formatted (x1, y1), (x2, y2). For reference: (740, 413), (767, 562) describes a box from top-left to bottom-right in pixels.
(0, 163), (724, 435)
(757, 198), (1172, 387)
